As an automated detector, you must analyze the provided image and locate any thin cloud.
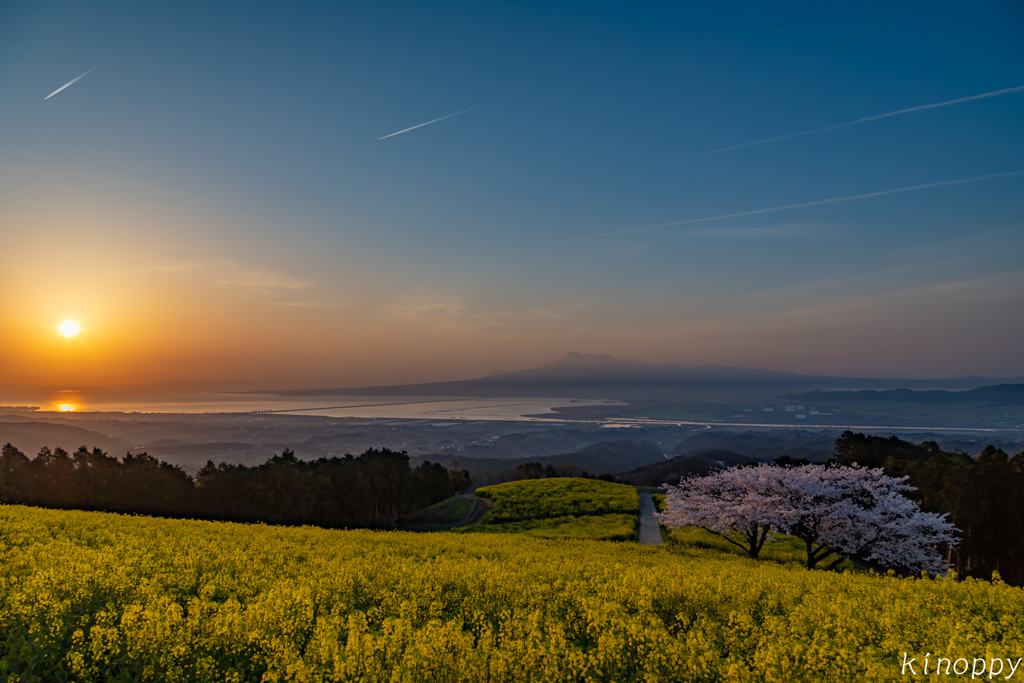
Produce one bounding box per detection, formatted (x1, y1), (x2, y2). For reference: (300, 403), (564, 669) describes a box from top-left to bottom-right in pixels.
(559, 170), (1024, 243)
(141, 259), (310, 291)
(378, 104), (485, 140)
(385, 292), (570, 331)
(144, 261), (209, 273)
(686, 222), (828, 239)
(44, 65), (101, 100)
(639, 84), (1024, 170)
(387, 292), (468, 321)
(271, 300), (333, 308)
(215, 267), (310, 291)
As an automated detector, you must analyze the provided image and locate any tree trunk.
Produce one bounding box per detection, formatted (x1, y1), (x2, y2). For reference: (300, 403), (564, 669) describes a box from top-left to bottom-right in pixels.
(804, 538), (837, 570)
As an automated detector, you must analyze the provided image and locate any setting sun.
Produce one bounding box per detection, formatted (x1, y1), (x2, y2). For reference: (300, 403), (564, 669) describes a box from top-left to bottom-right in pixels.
(59, 321), (80, 337)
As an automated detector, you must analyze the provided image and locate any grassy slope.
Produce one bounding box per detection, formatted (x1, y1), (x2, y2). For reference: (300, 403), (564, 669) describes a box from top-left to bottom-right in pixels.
(400, 496), (474, 530)
(475, 478), (639, 523)
(463, 478), (640, 541)
(667, 526), (853, 567)
(650, 491), (849, 567)
(2, 504), (1021, 682)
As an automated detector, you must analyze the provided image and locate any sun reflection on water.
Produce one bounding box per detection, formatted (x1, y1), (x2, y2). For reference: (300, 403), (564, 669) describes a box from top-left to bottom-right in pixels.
(47, 391), (85, 413)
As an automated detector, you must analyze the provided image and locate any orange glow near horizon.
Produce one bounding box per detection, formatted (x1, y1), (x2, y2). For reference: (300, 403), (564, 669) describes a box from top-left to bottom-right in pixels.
(44, 390), (85, 413)
(1, 196), (1021, 393)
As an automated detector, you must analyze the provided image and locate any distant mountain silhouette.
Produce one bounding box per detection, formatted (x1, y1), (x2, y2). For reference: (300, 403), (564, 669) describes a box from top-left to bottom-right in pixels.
(618, 449), (755, 487)
(482, 351), (804, 383)
(273, 352), (1024, 399)
(673, 430), (836, 462)
(0, 421), (132, 458)
(782, 384), (1024, 406)
(422, 439), (667, 487)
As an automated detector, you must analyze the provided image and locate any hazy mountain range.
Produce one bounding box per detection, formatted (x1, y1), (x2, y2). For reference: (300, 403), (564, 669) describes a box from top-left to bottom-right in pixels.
(783, 384), (1024, 406)
(276, 352), (1024, 400)
(482, 352), (804, 383)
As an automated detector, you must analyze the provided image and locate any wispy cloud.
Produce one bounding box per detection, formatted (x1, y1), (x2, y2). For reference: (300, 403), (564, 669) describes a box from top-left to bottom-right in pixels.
(686, 222), (828, 239)
(387, 291), (468, 321)
(44, 65), (101, 100)
(663, 232), (1024, 319)
(141, 259), (311, 292)
(215, 267), (309, 291)
(384, 291), (571, 335)
(559, 170), (1024, 243)
(270, 300), (335, 309)
(378, 104), (485, 140)
(690, 84), (1024, 160)
(632, 84), (1024, 171)
(144, 261), (209, 273)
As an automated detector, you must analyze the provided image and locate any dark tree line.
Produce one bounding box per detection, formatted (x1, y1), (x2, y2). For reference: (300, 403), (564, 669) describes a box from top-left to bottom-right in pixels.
(0, 443), (468, 529)
(834, 431), (1024, 584)
(514, 461), (617, 481)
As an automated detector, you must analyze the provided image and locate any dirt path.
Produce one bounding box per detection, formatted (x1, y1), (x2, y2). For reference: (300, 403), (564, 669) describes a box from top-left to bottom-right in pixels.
(637, 493), (663, 545)
(458, 496), (493, 527)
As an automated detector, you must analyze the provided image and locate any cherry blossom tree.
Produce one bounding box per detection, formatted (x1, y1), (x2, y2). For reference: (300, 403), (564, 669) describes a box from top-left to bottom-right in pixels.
(655, 465), (790, 559)
(658, 463), (957, 574)
(771, 464), (957, 573)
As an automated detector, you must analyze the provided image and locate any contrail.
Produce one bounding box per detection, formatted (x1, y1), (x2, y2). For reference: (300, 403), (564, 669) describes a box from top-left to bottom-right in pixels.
(44, 65), (100, 100)
(559, 169), (1024, 243)
(378, 104), (484, 140)
(637, 84), (1024, 168)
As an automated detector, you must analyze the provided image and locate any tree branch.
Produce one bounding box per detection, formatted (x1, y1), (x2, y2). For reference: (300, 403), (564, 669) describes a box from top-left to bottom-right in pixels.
(705, 528), (755, 554)
(824, 555), (846, 571)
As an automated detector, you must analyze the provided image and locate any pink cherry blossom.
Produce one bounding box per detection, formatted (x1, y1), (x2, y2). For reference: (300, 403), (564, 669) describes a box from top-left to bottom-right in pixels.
(658, 463), (957, 573)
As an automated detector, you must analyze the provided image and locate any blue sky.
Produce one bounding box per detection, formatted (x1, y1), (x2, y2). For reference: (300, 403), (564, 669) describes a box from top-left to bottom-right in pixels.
(2, 1), (1023, 388)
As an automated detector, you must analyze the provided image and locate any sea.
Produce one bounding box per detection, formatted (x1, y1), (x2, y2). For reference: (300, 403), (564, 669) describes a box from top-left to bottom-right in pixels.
(0, 391), (619, 422)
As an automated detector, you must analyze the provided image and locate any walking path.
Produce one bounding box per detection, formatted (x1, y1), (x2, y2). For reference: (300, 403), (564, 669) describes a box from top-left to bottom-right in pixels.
(458, 495), (493, 527)
(637, 493), (663, 545)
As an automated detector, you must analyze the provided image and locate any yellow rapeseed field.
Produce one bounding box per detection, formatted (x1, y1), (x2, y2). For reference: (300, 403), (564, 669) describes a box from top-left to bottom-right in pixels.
(474, 478), (639, 523)
(456, 513), (638, 541)
(1, 503), (1021, 682)
(461, 478), (639, 541)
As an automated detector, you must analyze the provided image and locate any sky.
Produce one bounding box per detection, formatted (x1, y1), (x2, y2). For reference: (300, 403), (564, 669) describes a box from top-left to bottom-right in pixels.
(2, 1), (1023, 391)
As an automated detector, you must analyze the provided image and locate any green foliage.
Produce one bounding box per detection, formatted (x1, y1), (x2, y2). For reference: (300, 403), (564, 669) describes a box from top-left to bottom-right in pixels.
(0, 444), (192, 515)
(400, 496), (474, 530)
(2, 504), (1023, 682)
(457, 514), (638, 541)
(465, 478), (640, 540)
(667, 526), (854, 569)
(835, 431), (1024, 583)
(475, 477), (639, 524)
(0, 443), (462, 529)
(652, 493), (666, 512)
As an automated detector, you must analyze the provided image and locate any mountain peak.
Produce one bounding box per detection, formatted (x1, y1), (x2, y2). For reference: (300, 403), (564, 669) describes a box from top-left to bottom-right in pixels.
(541, 352), (632, 369)
(479, 352), (804, 385)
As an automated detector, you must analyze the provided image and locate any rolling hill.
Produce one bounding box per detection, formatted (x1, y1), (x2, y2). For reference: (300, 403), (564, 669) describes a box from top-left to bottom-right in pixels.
(673, 429), (837, 462)
(617, 449), (754, 486)
(271, 352), (1024, 400)
(420, 439), (666, 487)
(0, 420), (132, 458)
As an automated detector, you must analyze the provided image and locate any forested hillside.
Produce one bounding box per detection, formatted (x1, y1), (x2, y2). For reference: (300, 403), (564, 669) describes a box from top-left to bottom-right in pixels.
(619, 448), (752, 486)
(0, 444), (465, 528)
(834, 431), (1024, 584)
